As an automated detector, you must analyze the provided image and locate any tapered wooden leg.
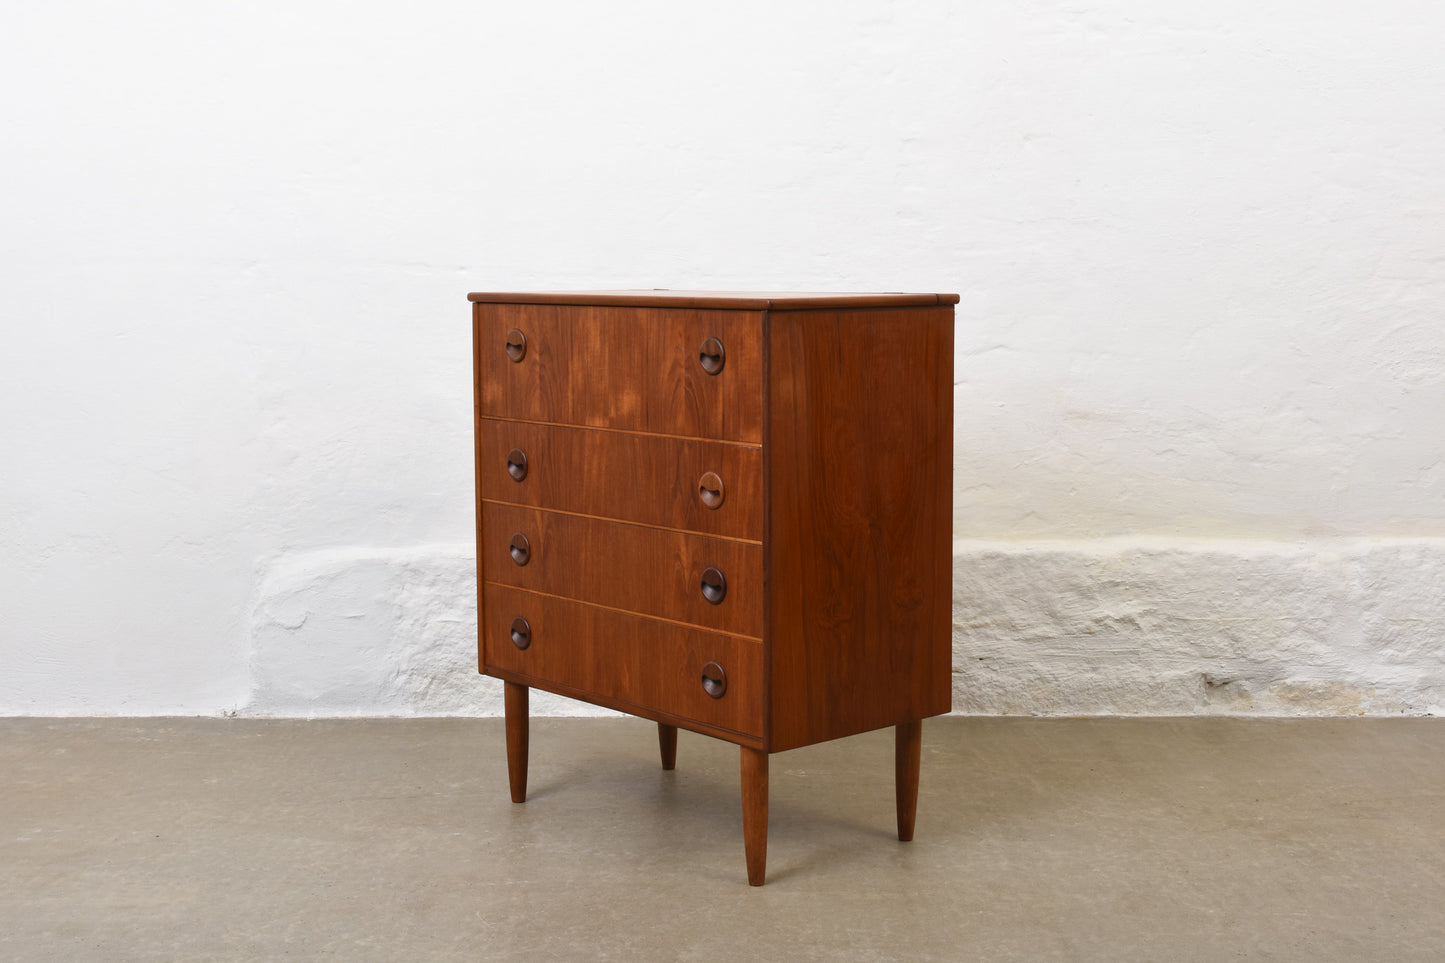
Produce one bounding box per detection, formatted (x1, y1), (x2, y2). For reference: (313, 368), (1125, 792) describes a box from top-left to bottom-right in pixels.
(740, 746), (768, 886)
(657, 723), (678, 770)
(896, 719), (922, 841)
(504, 681), (529, 803)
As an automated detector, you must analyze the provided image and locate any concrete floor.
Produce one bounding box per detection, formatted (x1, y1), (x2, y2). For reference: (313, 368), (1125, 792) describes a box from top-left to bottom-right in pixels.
(1, 718), (1441, 961)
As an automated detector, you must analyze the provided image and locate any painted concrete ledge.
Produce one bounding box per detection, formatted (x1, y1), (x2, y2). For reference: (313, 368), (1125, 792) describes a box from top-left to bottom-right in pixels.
(952, 538), (1444, 717)
(244, 540), (1445, 718)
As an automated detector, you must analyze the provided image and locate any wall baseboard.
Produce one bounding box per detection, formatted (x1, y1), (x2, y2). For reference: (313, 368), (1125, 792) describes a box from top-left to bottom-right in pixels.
(951, 538), (1444, 716)
(239, 539), (1445, 718)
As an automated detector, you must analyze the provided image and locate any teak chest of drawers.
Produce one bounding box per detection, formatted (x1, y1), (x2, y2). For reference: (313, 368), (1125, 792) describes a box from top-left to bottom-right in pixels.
(469, 290), (956, 885)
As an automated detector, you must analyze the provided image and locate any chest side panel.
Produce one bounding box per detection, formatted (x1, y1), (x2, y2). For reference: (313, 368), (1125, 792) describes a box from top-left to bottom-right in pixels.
(765, 305), (955, 751)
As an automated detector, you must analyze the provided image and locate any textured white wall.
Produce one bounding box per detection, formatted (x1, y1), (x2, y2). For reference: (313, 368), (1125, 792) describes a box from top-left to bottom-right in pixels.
(2, 2), (1441, 715)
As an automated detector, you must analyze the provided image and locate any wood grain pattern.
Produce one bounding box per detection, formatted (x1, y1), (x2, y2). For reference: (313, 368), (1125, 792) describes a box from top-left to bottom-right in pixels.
(483, 584), (764, 739)
(475, 303), (763, 443)
(478, 420), (763, 541)
(764, 305), (955, 752)
(480, 503), (763, 637)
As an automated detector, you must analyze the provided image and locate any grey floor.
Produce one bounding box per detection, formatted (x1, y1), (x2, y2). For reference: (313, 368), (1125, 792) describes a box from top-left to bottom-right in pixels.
(1, 717), (1442, 961)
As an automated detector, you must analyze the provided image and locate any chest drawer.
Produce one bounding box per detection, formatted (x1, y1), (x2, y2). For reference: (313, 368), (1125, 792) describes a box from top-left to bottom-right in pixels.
(477, 420), (762, 540)
(476, 303), (763, 443)
(480, 503), (763, 638)
(483, 585), (763, 739)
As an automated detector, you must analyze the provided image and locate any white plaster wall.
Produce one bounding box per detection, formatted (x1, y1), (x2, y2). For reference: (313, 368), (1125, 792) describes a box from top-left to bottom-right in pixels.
(1, 1), (1441, 716)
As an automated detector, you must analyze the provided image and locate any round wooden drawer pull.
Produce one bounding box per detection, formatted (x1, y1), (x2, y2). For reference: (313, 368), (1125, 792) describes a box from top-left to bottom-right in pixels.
(506, 448), (528, 482)
(509, 533), (531, 566)
(700, 567), (727, 604)
(505, 329), (527, 362)
(509, 616), (531, 650)
(699, 337), (725, 375)
(701, 662), (727, 699)
(698, 472), (725, 510)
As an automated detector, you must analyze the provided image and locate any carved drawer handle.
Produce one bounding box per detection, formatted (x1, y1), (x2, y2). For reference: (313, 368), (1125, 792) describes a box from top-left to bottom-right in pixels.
(505, 329), (527, 363)
(509, 533), (531, 566)
(700, 566), (727, 605)
(697, 472), (725, 510)
(699, 337), (725, 375)
(701, 661), (727, 699)
(509, 616), (531, 650)
(506, 448), (528, 482)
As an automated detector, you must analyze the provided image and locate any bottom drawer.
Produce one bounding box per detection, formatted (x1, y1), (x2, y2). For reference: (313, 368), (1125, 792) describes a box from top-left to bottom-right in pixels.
(483, 584), (763, 739)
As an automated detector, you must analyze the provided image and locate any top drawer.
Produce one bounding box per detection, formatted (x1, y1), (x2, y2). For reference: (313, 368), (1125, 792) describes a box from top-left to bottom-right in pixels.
(475, 303), (763, 444)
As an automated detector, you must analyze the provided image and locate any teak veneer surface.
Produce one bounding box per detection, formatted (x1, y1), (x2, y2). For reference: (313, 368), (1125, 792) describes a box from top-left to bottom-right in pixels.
(476, 303), (763, 443)
(763, 305), (955, 751)
(477, 420), (763, 541)
(480, 502), (763, 638)
(483, 585), (764, 741)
